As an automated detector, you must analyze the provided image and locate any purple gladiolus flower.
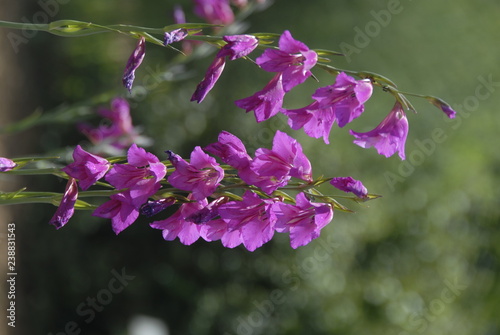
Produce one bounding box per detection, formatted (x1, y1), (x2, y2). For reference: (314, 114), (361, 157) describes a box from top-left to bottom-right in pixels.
(191, 35), (258, 103)
(150, 196), (205, 245)
(0, 157), (16, 172)
(283, 101), (337, 144)
(122, 36), (146, 92)
(193, 0), (234, 25)
(105, 144), (166, 207)
(273, 192), (333, 249)
(282, 72), (373, 144)
(93, 191), (139, 234)
(217, 35), (259, 60)
(167, 147), (224, 201)
(62, 145), (110, 190)
(218, 191), (276, 252)
(249, 130), (312, 194)
(204, 130), (252, 170)
(330, 176), (368, 198)
(191, 56), (226, 103)
(256, 30), (317, 92)
(312, 72), (373, 127)
(350, 102), (409, 160)
(235, 73), (285, 122)
(49, 178), (78, 229)
(164, 28), (188, 46)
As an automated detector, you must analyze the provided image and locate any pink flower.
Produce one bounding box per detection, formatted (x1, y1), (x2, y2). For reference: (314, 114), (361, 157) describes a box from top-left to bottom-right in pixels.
(150, 196), (205, 245)
(330, 176), (368, 198)
(167, 147), (224, 201)
(273, 192), (333, 249)
(217, 35), (258, 60)
(191, 56), (226, 103)
(93, 191), (139, 234)
(350, 102), (409, 160)
(62, 145), (110, 190)
(248, 130), (312, 194)
(282, 72), (373, 144)
(256, 30), (317, 92)
(0, 157), (16, 172)
(218, 191), (276, 251)
(235, 73), (285, 122)
(191, 35), (258, 103)
(105, 144), (166, 206)
(200, 219), (243, 248)
(122, 37), (146, 92)
(283, 101), (336, 144)
(312, 72), (373, 127)
(49, 178), (78, 229)
(204, 130), (252, 170)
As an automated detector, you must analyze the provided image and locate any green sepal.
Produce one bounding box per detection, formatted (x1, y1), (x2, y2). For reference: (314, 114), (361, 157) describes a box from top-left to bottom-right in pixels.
(314, 48), (344, 57)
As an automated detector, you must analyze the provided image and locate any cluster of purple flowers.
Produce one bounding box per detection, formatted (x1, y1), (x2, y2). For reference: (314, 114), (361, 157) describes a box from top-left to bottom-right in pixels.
(120, 4), (456, 162)
(42, 1), (458, 251)
(189, 30), (456, 160)
(50, 130), (369, 251)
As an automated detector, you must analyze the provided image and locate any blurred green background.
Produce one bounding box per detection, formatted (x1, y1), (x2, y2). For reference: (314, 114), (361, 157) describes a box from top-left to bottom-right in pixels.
(1, 0), (499, 334)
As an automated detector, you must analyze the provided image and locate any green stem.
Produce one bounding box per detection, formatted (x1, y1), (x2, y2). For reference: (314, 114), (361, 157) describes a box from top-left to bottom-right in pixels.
(2, 168), (62, 176)
(0, 20), (50, 31)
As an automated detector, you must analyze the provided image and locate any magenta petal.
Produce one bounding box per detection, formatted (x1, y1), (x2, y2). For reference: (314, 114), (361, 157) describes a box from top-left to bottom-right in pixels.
(288, 223), (318, 249)
(191, 56), (226, 103)
(218, 191), (276, 251)
(123, 37), (146, 92)
(62, 145), (110, 190)
(150, 198), (205, 245)
(273, 193), (333, 249)
(200, 219), (227, 241)
(221, 229), (243, 248)
(278, 30), (309, 54)
(312, 72), (373, 128)
(240, 217), (275, 252)
(350, 102), (409, 160)
(49, 178), (78, 229)
(93, 192), (139, 234)
(0, 157), (16, 172)
(235, 74), (285, 122)
(218, 35), (259, 60)
(127, 143), (160, 167)
(168, 147), (224, 201)
(204, 131), (251, 170)
(330, 177), (368, 198)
